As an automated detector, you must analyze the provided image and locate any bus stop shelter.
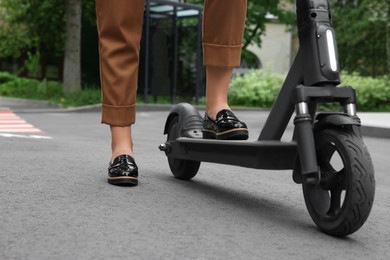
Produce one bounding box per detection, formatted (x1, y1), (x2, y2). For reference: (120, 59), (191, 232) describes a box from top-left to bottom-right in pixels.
(140, 0), (204, 104)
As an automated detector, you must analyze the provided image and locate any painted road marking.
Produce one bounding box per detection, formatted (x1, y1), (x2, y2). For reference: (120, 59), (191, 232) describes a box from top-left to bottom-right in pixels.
(0, 120), (26, 124)
(0, 109), (50, 138)
(0, 133), (52, 139)
(0, 129), (43, 133)
(0, 124), (35, 128)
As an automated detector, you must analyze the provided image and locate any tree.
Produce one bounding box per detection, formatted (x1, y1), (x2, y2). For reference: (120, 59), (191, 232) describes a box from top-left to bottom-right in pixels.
(0, 0), (66, 77)
(0, 0), (90, 91)
(0, 1), (32, 59)
(63, 0), (82, 93)
(330, 0), (389, 77)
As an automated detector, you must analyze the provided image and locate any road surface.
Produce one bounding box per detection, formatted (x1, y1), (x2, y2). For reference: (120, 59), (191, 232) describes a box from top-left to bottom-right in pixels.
(0, 110), (389, 259)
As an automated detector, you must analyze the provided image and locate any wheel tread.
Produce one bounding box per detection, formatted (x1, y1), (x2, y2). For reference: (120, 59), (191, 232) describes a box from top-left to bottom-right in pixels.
(167, 116), (201, 180)
(303, 127), (375, 237)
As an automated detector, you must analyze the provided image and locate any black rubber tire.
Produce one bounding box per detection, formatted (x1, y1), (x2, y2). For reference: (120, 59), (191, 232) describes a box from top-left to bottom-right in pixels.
(303, 127), (375, 237)
(167, 117), (200, 180)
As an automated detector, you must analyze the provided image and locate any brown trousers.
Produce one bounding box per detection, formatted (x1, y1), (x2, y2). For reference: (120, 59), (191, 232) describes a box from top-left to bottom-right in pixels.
(96, 0), (247, 126)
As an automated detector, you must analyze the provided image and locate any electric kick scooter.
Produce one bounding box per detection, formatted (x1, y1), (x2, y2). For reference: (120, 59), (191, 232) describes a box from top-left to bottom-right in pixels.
(159, 0), (375, 237)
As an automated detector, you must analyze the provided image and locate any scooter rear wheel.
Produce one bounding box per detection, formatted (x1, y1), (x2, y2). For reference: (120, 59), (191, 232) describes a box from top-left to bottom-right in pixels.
(167, 116), (200, 180)
(302, 127), (375, 237)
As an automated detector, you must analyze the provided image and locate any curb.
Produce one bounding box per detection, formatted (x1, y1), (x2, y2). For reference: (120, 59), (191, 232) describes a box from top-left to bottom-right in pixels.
(360, 126), (390, 139)
(2, 97), (389, 139)
(7, 103), (177, 113)
(0, 96), (60, 109)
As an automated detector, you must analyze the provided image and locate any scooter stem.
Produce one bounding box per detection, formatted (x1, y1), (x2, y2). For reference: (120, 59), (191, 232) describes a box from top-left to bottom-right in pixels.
(297, 0), (340, 85)
(259, 0), (341, 141)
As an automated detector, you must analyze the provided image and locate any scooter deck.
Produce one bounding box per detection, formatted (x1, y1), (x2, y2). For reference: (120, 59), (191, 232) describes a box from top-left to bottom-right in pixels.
(166, 138), (298, 170)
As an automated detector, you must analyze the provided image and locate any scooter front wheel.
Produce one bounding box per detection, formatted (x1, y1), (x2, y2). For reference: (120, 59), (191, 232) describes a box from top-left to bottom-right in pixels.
(302, 127), (375, 237)
(166, 116), (200, 180)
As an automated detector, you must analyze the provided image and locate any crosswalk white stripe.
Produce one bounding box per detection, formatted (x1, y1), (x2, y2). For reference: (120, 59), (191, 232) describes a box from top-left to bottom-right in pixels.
(0, 133), (52, 139)
(0, 120), (27, 124)
(0, 115), (20, 117)
(0, 129), (42, 133)
(0, 109), (44, 134)
(0, 124), (35, 128)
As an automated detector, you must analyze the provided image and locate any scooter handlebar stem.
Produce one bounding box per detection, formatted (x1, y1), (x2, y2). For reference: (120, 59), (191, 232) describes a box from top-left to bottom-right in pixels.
(297, 0), (332, 30)
(296, 0), (341, 86)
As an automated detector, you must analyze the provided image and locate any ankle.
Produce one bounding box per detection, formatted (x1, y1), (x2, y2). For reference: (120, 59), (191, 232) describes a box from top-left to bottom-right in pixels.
(110, 125), (133, 160)
(206, 105), (231, 120)
(111, 149), (133, 161)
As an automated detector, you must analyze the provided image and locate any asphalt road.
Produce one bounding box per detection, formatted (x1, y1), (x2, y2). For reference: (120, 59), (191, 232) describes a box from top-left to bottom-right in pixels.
(1, 110), (389, 259)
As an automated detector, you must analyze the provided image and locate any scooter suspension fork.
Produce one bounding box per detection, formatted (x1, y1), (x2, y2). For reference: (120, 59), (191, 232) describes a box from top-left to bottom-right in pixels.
(343, 103), (357, 117)
(294, 102), (319, 182)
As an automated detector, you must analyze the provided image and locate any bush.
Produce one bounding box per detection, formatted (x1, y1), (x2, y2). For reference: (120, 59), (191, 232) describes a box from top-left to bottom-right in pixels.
(0, 72), (62, 99)
(229, 70), (390, 112)
(341, 73), (390, 111)
(1, 70), (388, 111)
(0, 71), (17, 84)
(50, 87), (101, 107)
(0, 71), (101, 107)
(229, 70), (284, 108)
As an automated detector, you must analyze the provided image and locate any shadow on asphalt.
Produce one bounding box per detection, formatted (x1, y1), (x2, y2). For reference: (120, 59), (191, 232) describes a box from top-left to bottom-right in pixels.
(155, 174), (363, 243)
(156, 174), (310, 227)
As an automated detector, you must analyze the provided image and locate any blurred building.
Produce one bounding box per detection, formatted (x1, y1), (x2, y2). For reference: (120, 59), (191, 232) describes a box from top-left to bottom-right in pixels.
(247, 21), (293, 74)
(176, 0), (294, 75)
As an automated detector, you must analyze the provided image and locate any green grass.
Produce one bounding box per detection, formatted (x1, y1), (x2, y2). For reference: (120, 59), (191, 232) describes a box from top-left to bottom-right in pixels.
(50, 88), (102, 107)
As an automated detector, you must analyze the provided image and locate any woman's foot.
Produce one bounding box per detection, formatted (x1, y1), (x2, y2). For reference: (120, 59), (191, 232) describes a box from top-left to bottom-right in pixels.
(108, 154), (138, 186)
(202, 109), (248, 140)
(108, 126), (137, 186)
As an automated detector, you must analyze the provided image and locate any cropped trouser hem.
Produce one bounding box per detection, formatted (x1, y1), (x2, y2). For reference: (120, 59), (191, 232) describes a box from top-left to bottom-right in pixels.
(101, 104), (136, 126)
(203, 43), (242, 68)
(96, 0), (247, 125)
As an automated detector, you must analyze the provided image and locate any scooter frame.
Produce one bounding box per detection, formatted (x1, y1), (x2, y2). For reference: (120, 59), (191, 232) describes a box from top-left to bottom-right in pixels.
(160, 0), (360, 183)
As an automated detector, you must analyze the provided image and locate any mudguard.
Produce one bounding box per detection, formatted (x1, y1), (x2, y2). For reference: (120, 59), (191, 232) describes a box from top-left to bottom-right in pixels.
(314, 112), (361, 132)
(163, 103), (203, 138)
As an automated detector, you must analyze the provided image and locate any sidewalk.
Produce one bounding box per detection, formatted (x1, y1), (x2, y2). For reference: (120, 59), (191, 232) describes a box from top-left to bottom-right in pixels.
(1, 96), (389, 139)
(358, 113), (390, 139)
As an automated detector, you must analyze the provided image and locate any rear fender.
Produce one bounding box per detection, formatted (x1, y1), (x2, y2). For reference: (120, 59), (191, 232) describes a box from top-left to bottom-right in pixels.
(163, 103), (203, 138)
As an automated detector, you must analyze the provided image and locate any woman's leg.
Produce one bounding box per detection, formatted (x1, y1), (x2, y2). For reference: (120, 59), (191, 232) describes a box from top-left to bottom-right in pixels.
(202, 0), (248, 140)
(96, 0), (144, 160)
(203, 0), (247, 120)
(205, 67), (233, 120)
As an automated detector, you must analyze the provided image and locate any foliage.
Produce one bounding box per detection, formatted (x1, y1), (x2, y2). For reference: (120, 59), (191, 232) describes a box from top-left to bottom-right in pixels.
(0, 72), (62, 99)
(0, 71), (101, 107)
(1, 70), (388, 111)
(81, 0), (96, 24)
(0, 6), (32, 58)
(228, 70), (390, 111)
(342, 73), (390, 111)
(228, 70), (284, 108)
(0, 71), (17, 84)
(0, 0), (66, 59)
(52, 87), (101, 107)
(24, 51), (41, 77)
(330, 0), (389, 77)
